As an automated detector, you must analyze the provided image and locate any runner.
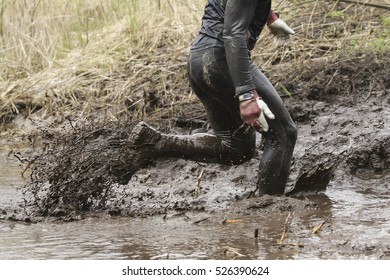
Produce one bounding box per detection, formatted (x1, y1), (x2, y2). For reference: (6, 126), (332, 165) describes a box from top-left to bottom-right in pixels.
(132, 0), (297, 195)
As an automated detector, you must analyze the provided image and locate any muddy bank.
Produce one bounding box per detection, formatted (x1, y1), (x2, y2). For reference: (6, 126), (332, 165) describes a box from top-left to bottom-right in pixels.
(0, 53), (388, 222)
(0, 52), (389, 260)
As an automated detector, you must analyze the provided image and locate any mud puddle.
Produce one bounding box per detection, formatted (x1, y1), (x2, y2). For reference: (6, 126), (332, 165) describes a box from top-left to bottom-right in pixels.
(1, 141), (389, 259)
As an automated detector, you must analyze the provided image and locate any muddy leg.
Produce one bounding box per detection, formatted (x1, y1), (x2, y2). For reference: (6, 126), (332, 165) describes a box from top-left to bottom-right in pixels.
(256, 125), (297, 195)
(156, 133), (228, 163)
(130, 121), (254, 165)
(252, 67), (297, 195)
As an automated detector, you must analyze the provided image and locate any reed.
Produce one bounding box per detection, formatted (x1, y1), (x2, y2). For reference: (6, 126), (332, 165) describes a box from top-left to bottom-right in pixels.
(0, 0), (204, 79)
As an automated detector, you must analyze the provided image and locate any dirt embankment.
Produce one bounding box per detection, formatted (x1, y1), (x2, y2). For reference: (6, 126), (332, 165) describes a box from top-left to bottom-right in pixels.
(0, 52), (388, 223)
(0, 1), (389, 222)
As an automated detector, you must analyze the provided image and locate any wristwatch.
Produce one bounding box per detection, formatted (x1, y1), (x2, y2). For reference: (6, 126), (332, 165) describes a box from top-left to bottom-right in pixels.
(237, 92), (254, 102)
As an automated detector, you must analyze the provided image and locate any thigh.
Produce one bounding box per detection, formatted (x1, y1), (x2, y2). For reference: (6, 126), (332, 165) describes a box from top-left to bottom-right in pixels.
(188, 49), (257, 158)
(188, 71), (241, 134)
(188, 49), (243, 133)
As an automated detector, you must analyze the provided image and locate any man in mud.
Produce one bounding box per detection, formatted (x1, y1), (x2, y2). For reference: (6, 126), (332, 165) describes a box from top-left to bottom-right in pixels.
(132, 0), (296, 195)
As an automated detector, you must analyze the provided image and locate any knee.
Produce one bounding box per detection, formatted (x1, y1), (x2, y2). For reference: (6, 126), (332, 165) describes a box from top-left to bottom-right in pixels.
(269, 121), (297, 149)
(285, 122), (298, 146)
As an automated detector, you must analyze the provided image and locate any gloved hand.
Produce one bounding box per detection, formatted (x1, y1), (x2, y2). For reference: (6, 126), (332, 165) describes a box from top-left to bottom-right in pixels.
(267, 11), (295, 47)
(256, 98), (275, 132)
(239, 90), (275, 132)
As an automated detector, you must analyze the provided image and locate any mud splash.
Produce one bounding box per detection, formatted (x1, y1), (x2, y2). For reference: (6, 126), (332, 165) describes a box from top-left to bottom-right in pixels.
(0, 53), (388, 220)
(0, 53), (389, 259)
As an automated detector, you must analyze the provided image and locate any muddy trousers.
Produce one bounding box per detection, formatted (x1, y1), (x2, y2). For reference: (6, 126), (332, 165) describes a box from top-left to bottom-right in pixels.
(137, 48), (297, 195)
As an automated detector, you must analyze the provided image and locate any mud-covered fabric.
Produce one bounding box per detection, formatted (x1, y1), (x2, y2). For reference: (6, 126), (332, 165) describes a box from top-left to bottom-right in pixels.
(188, 0), (297, 195)
(191, 0), (271, 96)
(187, 47), (297, 194)
(192, 0), (271, 50)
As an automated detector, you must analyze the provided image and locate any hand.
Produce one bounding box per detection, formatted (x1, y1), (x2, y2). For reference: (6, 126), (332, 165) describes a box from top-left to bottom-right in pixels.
(239, 90), (262, 131)
(267, 12), (295, 47)
(256, 98), (275, 132)
(239, 90), (275, 132)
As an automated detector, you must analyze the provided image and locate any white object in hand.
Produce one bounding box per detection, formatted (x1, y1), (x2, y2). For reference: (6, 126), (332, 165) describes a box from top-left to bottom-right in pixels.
(256, 98), (275, 132)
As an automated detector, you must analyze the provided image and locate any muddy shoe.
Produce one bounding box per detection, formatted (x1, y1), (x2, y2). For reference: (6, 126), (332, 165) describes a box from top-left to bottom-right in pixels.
(110, 122), (162, 185)
(128, 121), (162, 149)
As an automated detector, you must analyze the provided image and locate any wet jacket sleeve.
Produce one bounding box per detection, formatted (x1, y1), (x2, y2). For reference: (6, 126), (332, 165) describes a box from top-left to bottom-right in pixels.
(248, 0), (272, 50)
(223, 0), (269, 96)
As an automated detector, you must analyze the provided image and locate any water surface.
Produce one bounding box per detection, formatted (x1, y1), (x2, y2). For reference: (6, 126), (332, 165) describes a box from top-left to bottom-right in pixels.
(1, 147), (389, 260)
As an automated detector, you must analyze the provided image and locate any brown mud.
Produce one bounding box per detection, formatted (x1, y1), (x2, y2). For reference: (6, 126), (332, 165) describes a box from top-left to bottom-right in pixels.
(4, 53), (387, 217)
(0, 53), (389, 259)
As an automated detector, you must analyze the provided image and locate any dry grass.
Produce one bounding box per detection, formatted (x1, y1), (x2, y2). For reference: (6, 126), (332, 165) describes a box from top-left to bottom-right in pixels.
(0, 0), (389, 133)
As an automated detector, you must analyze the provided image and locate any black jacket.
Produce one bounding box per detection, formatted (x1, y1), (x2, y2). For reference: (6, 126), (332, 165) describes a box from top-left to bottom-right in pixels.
(191, 0), (271, 95)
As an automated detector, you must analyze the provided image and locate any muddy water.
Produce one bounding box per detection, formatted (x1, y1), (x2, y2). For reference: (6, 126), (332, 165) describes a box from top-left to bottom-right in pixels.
(1, 147), (389, 260)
